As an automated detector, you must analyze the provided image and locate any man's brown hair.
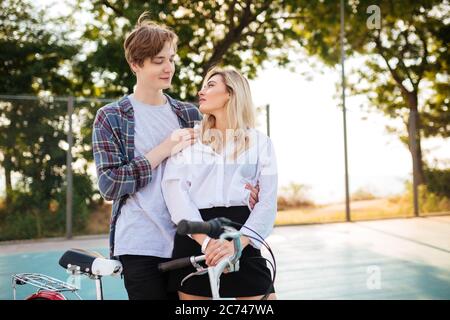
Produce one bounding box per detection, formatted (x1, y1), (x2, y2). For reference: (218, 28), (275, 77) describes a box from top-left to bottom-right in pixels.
(124, 12), (178, 68)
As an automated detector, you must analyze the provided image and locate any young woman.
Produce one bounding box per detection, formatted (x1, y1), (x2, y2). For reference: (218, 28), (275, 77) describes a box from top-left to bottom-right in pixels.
(162, 67), (278, 300)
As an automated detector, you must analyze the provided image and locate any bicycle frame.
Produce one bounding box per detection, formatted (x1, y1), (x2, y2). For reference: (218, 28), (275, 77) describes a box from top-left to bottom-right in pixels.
(12, 248), (122, 300)
(208, 227), (243, 300)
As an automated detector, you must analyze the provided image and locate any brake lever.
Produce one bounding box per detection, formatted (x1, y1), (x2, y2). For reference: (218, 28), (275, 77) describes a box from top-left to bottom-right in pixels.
(181, 268), (208, 286)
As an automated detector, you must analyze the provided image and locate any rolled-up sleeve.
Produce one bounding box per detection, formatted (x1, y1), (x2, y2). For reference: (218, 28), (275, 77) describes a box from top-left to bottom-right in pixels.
(92, 108), (152, 201)
(161, 151), (203, 225)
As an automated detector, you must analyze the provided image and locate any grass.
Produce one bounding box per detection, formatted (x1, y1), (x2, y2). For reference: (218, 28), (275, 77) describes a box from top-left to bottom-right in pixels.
(275, 198), (449, 226)
(88, 198), (450, 234)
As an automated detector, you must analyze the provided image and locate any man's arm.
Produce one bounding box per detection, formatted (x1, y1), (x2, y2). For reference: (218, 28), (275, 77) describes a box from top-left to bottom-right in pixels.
(92, 108), (153, 201)
(92, 108), (197, 201)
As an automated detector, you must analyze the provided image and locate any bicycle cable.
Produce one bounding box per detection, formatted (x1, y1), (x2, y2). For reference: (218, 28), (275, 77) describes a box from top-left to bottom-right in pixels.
(225, 221), (277, 300)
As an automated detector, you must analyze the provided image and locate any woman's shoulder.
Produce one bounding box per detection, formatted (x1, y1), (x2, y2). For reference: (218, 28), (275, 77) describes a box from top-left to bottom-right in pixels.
(247, 128), (273, 148)
(168, 142), (212, 165)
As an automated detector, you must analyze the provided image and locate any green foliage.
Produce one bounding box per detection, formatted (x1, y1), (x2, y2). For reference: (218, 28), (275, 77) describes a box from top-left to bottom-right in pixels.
(424, 168), (450, 198)
(76, 0), (307, 101)
(297, 0), (449, 139)
(0, 174), (97, 240)
(0, 0), (99, 240)
(399, 180), (450, 215)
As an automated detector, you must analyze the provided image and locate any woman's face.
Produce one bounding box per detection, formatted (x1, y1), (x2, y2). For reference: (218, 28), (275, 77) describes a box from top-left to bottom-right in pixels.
(198, 74), (230, 115)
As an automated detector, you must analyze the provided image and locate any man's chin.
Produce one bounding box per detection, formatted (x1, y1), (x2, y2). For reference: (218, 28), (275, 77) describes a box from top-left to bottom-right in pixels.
(160, 82), (172, 90)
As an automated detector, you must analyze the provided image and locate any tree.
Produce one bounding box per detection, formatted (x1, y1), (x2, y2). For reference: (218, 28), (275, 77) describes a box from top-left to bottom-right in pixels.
(295, 0), (449, 186)
(0, 0), (95, 238)
(76, 0), (306, 100)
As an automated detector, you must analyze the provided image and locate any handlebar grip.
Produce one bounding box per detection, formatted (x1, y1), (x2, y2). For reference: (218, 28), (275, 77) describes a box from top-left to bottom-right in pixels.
(177, 220), (211, 236)
(177, 218), (234, 239)
(158, 257), (192, 272)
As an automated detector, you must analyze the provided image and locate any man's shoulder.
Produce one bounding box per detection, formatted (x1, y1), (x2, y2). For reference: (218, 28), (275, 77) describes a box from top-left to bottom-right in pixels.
(178, 100), (203, 121)
(166, 94), (202, 120)
(175, 99), (200, 113)
(94, 98), (130, 129)
(97, 98), (125, 116)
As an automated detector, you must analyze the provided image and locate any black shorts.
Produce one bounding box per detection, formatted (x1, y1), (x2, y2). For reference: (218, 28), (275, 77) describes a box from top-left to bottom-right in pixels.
(119, 255), (178, 300)
(168, 206), (275, 297)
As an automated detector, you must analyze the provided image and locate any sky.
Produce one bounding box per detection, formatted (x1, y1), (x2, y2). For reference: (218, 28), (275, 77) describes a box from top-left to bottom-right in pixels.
(2, 0), (449, 205)
(249, 61), (449, 204)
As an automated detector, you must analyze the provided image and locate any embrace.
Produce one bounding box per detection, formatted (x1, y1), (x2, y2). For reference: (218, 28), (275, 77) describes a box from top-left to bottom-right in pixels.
(93, 12), (278, 300)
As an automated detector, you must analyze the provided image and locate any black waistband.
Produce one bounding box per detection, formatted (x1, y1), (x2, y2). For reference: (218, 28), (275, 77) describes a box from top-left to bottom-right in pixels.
(199, 206), (250, 227)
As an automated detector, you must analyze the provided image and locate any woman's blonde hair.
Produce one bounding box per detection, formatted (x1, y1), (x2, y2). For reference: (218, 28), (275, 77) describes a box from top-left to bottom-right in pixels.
(200, 67), (256, 159)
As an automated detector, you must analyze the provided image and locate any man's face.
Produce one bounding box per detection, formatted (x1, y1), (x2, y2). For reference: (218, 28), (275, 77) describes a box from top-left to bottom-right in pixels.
(132, 41), (176, 90)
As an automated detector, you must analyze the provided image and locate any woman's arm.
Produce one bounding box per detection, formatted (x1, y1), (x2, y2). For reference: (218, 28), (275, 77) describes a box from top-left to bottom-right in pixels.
(161, 152), (206, 246)
(241, 138), (278, 248)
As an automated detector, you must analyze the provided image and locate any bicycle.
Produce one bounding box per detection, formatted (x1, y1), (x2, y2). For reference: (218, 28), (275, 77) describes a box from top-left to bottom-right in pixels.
(11, 248), (123, 300)
(158, 217), (276, 300)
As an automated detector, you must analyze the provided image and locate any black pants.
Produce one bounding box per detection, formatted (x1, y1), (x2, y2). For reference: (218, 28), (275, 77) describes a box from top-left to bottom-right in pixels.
(119, 255), (178, 300)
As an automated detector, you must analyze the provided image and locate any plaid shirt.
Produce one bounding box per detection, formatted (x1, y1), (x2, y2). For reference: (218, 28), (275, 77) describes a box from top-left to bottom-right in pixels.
(92, 94), (202, 259)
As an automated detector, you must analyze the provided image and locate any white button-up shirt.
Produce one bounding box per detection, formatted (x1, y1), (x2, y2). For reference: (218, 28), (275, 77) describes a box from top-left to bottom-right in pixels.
(161, 129), (278, 248)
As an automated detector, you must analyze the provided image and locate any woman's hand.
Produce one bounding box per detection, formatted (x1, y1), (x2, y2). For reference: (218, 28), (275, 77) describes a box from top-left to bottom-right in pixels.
(204, 236), (250, 267)
(204, 239), (235, 267)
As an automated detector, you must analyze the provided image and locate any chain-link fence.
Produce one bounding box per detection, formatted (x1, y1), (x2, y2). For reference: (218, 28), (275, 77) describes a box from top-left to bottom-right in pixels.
(0, 94), (448, 241)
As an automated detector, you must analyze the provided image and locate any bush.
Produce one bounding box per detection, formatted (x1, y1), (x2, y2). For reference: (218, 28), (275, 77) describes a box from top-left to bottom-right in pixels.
(424, 168), (450, 198)
(0, 173), (99, 241)
(277, 182), (315, 210)
(398, 181), (450, 215)
(351, 187), (377, 201)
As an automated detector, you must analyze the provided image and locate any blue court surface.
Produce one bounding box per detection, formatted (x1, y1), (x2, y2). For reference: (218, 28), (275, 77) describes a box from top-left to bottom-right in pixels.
(1, 216), (449, 300)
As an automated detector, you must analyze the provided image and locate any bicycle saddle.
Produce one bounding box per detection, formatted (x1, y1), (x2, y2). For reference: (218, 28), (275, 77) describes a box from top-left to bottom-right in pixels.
(59, 248), (122, 277)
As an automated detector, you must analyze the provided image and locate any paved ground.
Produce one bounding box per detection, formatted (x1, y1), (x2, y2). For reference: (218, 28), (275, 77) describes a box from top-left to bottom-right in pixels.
(1, 216), (449, 300)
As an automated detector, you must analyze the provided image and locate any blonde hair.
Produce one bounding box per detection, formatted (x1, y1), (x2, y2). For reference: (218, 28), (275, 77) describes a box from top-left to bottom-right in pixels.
(124, 11), (178, 68)
(200, 67), (256, 159)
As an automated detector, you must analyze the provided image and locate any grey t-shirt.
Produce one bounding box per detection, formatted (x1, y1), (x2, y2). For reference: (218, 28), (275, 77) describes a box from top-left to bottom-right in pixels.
(114, 94), (181, 258)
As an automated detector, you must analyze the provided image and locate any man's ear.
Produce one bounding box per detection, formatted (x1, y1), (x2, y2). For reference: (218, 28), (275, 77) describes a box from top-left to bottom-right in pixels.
(130, 62), (139, 74)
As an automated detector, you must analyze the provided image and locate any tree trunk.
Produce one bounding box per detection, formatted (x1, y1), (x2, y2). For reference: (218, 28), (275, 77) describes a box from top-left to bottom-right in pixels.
(4, 154), (12, 207)
(406, 92), (425, 186)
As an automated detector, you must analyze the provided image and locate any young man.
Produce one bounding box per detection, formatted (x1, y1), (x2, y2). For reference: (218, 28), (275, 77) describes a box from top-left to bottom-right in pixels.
(92, 13), (260, 300)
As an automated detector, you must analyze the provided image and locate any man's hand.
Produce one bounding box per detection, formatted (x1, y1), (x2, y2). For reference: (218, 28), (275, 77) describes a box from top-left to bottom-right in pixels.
(245, 183), (260, 209)
(164, 128), (198, 156)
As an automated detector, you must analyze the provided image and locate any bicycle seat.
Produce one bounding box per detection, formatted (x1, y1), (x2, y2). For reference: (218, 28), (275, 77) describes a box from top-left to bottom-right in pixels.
(59, 248), (122, 277)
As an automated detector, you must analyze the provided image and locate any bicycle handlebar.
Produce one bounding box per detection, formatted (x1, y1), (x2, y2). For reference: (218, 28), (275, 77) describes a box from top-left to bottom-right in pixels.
(158, 257), (193, 272)
(177, 217), (234, 239)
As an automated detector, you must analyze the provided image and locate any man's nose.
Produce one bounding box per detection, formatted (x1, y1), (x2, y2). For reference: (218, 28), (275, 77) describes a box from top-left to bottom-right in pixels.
(163, 62), (173, 73)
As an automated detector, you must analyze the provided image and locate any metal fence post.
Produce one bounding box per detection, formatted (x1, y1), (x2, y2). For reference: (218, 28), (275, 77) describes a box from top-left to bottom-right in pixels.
(66, 96), (73, 239)
(341, 0), (351, 222)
